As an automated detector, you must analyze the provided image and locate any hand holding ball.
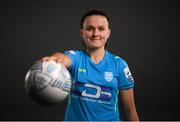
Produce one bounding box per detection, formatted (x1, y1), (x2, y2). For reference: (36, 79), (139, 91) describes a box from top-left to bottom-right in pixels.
(25, 60), (72, 105)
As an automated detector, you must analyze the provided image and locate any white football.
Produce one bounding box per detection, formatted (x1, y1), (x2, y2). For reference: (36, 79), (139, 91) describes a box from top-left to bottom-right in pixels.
(25, 60), (72, 105)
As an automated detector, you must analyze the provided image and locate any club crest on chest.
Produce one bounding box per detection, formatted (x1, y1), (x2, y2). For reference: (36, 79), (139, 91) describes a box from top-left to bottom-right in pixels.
(104, 72), (113, 82)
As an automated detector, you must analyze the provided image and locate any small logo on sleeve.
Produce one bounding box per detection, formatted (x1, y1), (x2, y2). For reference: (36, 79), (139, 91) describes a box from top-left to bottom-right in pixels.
(124, 67), (134, 82)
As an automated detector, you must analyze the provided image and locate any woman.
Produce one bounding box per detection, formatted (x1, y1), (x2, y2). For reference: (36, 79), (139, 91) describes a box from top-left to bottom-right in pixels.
(42, 10), (139, 121)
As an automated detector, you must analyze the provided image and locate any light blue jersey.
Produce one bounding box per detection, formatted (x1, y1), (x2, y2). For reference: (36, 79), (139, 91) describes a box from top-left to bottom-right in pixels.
(64, 50), (134, 121)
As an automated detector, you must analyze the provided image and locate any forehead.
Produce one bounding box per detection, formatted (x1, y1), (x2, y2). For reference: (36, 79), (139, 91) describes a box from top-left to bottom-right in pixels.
(83, 15), (109, 27)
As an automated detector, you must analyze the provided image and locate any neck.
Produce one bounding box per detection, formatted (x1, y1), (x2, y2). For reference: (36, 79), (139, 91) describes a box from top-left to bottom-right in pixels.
(86, 47), (106, 64)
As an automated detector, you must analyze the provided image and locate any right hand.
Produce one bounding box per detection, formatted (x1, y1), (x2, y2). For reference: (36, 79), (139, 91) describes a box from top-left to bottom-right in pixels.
(41, 52), (72, 68)
(41, 53), (63, 63)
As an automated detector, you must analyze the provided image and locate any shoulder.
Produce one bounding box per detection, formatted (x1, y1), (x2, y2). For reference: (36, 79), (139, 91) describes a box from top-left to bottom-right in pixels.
(107, 51), (129, 73)
(108, 52), (134, 82)
(107, 51), (127, 65)
(64, 49), (85, 69)
(65, 49), (80, 55)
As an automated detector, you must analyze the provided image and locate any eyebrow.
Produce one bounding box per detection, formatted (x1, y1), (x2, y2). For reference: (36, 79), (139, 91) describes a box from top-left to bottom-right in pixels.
(86, 25), (105, 28)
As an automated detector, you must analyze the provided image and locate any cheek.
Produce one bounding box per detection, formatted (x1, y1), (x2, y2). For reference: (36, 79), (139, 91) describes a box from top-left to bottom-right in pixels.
(102, 33), (109, 39)
(82, 32), (92, 38)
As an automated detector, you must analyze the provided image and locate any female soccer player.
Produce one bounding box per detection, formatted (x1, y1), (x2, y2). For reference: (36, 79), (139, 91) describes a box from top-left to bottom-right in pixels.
(42, 10), (139, 121)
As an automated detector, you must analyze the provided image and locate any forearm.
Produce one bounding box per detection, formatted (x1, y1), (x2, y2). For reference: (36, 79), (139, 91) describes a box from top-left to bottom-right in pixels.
(125, 107), (139, 121)
(120, 89), (139, 121)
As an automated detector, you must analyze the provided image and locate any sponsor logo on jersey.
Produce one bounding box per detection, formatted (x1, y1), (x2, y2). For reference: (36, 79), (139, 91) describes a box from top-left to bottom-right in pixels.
(123, 67), (134, 82)
(72, 81), (112, 104)
(104, 72), (113, 82)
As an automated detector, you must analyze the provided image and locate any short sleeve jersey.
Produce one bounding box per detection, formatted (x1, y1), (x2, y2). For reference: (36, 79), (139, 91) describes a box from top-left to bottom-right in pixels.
(64, 50), (134, 121)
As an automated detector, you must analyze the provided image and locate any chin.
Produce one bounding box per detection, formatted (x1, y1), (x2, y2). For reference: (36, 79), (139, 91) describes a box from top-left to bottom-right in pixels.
(88, 45), (104, 50)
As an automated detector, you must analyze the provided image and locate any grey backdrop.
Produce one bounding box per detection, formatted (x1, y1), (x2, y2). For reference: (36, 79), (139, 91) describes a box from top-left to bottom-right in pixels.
(1, 0), (179, 120)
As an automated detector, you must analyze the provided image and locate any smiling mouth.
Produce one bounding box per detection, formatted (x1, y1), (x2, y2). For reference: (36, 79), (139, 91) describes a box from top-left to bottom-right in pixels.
(91, 38), (100, 40)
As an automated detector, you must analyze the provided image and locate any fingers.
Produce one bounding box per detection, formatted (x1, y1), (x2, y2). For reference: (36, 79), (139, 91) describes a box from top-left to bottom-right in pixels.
(56, 58), (63, 64)
(41, 56), (53, 61)
(41, 56), (50, 61)
(41, 56), (63, 64)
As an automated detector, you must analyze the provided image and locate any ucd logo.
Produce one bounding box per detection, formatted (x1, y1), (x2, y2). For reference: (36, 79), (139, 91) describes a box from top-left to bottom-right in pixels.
(104, 72), (113, 82)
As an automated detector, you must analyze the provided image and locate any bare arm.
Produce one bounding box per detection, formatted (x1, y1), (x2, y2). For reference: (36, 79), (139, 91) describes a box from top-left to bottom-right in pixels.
(120, 88), (139, 121)
(41, 52), (72, 68)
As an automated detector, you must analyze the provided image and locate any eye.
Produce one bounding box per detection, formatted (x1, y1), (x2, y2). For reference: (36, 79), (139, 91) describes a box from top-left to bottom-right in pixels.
(86, 27), (94, 31)
(98, 27), (105, 31)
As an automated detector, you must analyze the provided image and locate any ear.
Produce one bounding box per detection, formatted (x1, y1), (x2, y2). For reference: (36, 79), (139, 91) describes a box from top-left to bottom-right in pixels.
(80, 29), (83, 38)
(107, 29), (111, 38)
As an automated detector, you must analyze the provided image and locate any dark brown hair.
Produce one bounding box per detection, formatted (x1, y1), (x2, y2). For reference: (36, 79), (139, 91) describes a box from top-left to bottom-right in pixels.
(80, 9), (111, 29)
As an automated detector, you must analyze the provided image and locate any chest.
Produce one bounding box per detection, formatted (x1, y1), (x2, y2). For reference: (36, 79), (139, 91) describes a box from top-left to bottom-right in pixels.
(73, 59), (118, 90)
(70, 56), (119, 102)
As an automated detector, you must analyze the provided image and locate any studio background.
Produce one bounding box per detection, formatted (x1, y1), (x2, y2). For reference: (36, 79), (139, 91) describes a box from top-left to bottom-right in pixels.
(1, 0), (179, 120)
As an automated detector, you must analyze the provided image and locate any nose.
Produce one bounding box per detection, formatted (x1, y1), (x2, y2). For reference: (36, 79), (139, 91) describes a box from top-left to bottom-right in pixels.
(92, 29), (99, 36)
